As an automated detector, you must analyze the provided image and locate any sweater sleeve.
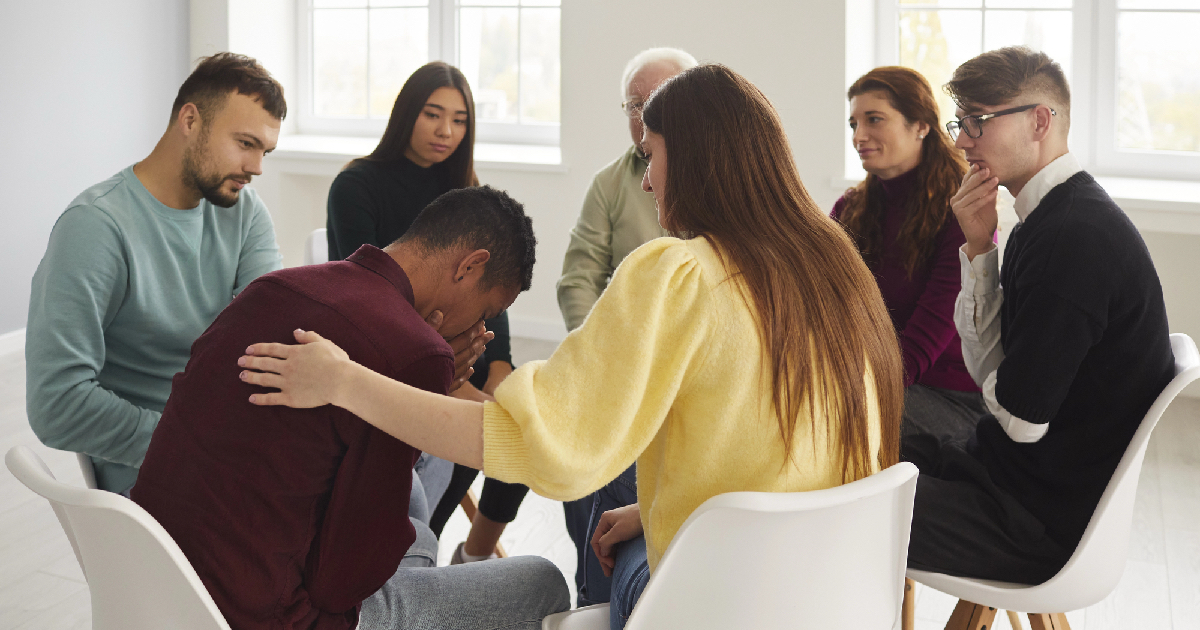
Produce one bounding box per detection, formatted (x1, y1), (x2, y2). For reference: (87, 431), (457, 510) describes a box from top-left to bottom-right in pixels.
(485, 239), (713, 501)
(233, 189), (283, 295)
(326, 169), (381, 261)
(897, 218), (968, 387)
(25, 206), (161, 467)
(557, 174), (616, 332)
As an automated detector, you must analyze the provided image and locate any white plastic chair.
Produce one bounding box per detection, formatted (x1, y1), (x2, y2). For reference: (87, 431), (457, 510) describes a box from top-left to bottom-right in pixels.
(5, 445), (232, 630)
(543, 462), (920, 630)
(76, 452), (98, 489)
(305, 227), (329, 265)
(906, 333), (1200, 630)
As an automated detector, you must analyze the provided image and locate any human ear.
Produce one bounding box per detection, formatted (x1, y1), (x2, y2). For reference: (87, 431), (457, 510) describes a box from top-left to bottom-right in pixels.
(177, 102), (202, 137)
(1031, 104), (1055, 140)
(454, 249), (491, 282)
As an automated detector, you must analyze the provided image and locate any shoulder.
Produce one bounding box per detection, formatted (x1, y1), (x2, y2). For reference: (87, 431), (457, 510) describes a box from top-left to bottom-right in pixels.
(591, 147), (643, 188)
(831, 190), (854, 219)
(330, 161), (382, 193)
(614, 237), (717, 290)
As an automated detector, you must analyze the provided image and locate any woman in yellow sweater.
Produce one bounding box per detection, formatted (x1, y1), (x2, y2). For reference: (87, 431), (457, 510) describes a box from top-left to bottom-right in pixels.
(238, 64), (903, 627)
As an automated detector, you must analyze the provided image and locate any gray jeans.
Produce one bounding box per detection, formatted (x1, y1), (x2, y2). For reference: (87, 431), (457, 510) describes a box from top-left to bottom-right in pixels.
(411, 453), (454, 525)
(359, 518), (570, 630)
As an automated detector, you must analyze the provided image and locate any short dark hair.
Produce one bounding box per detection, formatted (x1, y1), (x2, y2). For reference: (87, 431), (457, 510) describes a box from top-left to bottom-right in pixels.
(945, 46), (1070, 126)
(396, 186), (536, 292)
(171, 52), (287, 124)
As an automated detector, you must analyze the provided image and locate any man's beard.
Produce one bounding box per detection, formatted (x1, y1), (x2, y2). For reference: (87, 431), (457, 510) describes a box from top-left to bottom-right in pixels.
(182, 133), (244, 208)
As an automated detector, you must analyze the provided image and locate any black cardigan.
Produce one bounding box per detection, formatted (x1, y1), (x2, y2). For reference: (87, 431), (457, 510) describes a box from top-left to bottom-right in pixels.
(971, 171), (1173, 548)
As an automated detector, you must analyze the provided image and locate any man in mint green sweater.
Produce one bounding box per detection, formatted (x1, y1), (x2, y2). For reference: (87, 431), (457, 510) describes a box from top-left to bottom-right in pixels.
(26, 53), (286, 494)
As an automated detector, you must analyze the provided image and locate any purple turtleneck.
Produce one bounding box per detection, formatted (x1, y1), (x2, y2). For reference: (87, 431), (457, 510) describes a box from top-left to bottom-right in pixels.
(832, 168), (979, 392)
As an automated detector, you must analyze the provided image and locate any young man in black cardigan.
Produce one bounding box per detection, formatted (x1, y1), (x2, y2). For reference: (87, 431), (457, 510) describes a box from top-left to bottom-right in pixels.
(902, 46), (1174, 584)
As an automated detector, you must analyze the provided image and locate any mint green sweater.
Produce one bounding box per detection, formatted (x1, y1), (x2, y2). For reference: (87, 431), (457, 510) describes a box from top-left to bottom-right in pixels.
(26, 165), (282, 493)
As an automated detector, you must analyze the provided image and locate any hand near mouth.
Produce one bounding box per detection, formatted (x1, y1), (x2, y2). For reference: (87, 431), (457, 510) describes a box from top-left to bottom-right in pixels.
(951, 163), (1000, 261)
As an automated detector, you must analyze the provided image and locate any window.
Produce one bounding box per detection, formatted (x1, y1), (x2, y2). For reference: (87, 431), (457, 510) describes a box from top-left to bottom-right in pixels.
(298, 0), (561, 145)
(867, 0), (1200, 179)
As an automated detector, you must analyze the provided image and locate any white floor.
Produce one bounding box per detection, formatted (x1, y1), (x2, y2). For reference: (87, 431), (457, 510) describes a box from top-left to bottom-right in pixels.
(1, 337), (1198, 629)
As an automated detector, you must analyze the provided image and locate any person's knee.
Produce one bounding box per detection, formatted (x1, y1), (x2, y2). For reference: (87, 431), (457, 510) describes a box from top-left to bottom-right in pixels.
(399, 517), (439, 568)
(506, 556), (571, 613)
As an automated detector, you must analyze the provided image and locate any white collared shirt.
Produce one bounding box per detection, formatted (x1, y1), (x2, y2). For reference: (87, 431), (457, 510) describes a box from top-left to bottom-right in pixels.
(953, 152), (1082, 444)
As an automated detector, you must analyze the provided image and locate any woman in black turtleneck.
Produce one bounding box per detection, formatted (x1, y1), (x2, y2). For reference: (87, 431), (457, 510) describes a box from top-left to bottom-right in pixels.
(326, 61), (527, 564)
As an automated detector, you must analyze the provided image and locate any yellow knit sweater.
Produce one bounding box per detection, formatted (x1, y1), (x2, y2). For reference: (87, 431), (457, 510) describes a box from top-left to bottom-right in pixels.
(483, 237), (882, 570)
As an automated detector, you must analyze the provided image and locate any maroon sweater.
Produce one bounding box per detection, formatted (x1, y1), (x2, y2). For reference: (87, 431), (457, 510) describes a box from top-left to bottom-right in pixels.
(133, 245), (454, 630)
(832, 170), (978, 392)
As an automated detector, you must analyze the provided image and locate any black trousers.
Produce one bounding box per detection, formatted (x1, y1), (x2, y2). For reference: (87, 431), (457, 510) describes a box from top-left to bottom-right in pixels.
(429, 465), (530, 536)
(901, 386), (1073, 585)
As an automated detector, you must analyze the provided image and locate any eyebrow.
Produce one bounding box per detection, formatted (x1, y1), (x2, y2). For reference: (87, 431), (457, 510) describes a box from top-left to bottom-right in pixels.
(235, 132), (271, 153)
(423, 103), (470, 116)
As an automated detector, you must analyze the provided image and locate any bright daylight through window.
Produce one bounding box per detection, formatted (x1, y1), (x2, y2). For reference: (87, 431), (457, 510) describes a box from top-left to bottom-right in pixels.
(883, 0), (1200, 177)
(304, 0), (561, 144)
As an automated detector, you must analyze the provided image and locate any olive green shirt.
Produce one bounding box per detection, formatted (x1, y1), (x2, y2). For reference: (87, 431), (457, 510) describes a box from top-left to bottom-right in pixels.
(557, 145), (669, 331)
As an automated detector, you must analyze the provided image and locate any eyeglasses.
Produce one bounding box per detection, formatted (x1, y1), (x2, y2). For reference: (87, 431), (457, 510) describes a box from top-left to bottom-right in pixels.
(946, 104), (1055, 141)
(620, 99), (644, 116)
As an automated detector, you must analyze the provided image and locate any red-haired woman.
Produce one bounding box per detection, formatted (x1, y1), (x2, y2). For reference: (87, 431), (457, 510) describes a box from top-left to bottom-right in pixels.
(834, 66), (986, 456)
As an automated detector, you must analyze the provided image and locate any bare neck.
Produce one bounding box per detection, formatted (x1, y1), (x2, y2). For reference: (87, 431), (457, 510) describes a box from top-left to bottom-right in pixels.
(132, 132), (203, 210)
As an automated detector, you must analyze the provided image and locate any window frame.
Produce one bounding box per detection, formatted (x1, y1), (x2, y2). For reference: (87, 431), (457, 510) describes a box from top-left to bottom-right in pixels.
(868, 0), (1199, 182)
(295, 0), (560, 146)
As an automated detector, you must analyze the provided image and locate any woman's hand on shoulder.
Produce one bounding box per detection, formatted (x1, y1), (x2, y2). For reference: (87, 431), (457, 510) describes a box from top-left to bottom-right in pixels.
(590, 503), (644, 578)
(240, 329), (354, 408)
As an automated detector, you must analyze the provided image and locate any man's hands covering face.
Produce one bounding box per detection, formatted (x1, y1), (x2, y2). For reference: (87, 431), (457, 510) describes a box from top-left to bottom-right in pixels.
(425, 311), (493, 392)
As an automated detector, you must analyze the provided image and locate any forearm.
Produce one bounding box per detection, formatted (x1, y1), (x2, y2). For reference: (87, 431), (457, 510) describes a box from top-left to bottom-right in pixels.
(953, 246), (1004, 386)
(337, 361), (485, 468)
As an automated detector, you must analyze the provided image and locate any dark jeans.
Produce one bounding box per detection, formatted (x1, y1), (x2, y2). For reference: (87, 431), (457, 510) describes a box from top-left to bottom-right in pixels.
(901, 384), (1072, 584)
(568, 463), (649, 628)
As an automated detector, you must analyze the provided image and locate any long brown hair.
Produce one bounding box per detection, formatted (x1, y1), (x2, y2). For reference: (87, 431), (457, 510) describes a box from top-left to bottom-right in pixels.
(641, 64), (902, 482)
(838, 67), (966, 277)
(353, 61), (477, 188)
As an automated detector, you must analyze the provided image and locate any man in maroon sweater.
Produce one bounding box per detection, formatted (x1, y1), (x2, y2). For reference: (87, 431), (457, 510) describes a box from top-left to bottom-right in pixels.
(132, 186), (568, 630)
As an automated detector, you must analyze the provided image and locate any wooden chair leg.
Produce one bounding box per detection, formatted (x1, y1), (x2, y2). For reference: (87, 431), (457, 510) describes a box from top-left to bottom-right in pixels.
(1027, 613), (1071, 630)
(945, 599), (998, 630)
(1006, 609), (1023, 629)
(458, 488), (508, 558)
(902, 578), (916, 630)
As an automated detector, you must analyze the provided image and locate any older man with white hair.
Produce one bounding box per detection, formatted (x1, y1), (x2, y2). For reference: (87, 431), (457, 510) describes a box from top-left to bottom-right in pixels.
(556, 47), (698, 331)
(555, 46), (697, 607)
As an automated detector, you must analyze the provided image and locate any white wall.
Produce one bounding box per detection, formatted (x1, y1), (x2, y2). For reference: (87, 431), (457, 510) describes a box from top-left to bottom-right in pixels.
(0, 0), (190, 334)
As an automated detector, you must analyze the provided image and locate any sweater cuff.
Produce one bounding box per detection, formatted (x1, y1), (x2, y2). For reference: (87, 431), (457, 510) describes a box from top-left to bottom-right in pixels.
(959, 245), (1000, 296)
(481, 401), (535, 485)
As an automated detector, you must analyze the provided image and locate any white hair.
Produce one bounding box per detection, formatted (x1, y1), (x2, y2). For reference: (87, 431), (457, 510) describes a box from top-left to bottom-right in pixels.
(620, 47), (698, 100)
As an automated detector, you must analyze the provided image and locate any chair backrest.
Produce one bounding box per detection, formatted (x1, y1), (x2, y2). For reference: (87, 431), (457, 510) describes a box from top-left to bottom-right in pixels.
(625, 462), (919, 630)
(5, 446), (231, 630)
(77, 452), (98, 489)
(305, 228), (329, 266)
(1029, 333), (1200, 611)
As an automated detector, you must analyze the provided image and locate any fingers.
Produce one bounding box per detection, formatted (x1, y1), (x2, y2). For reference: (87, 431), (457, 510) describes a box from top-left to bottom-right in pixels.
(244, 342), (295, 359)
(248, 392), (288, 406)
(238, 355), (286, 373)
(293, 329), (327, 344)
(240, 369), (284, 389)
(447, 367), (474, 393)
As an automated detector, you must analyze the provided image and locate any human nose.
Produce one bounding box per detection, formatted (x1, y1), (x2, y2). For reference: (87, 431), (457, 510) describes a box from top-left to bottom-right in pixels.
(246, 152), (264, 176)
(852, 125), (868, 146)
(436, 117), (452, 138)
(641, 168), (652, 193)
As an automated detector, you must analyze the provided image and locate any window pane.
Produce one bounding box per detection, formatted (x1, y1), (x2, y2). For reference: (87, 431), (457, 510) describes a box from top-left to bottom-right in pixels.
(461, 0), (519, 6)
(983, 10), (1072, 78)
(315, 0), (367, 7)
(985, 0), (1071, 8)
(460, 7), (520, 123)
(522, 0), (561, 5)
(900, 0), (983, 7)
(519, 8), (560, 123)
(1119, 0), (1200, 8)
(1117, 12), (1200, 152)
(370, 0), (427, 6)
(314, 8), (368, 117)
(369, 8), (429, 118)
(899, 10), (983, 124)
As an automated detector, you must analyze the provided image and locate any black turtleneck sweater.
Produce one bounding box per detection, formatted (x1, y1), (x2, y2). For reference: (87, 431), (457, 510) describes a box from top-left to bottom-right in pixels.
(326, 158), (511, 375)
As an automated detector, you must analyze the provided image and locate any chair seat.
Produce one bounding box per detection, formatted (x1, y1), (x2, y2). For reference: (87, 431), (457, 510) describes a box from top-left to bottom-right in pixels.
(541, 603), (609, 630)
(906, 569), (1053, 613)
